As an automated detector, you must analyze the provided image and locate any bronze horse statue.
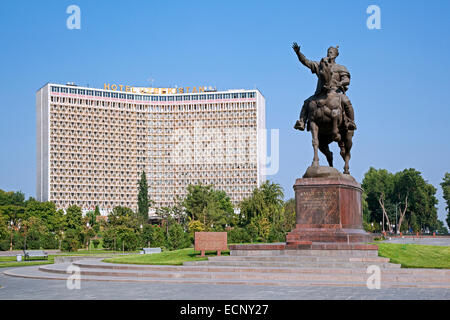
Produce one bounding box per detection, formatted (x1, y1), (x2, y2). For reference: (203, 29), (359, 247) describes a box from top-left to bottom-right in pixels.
(294, 53), (355, 174)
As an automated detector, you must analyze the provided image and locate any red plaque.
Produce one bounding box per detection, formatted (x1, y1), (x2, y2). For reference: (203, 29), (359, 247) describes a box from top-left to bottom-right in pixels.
(194, 232), (228, 256)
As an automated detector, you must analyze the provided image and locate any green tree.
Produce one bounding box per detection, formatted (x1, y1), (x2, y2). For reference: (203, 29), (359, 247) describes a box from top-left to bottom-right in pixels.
(141, 224), (166, 248)
(0, 215), (10, 251)
(363, 167), (439, 233)
(137, 170), (150, 224)
(167, 223), (191, 250)
(24, 200), (64, 233)
(435, 220), (449, 235)
(107, 206), (139, 230)
(86, 206), (101, 234)
(20, 216), (47, 250)
(61, 229), (80, 252)
(0, 190), (25, 206)
(362, 167), (396, 232)
(183, 184), (235, 230)
(238, 181), (288, 242)
(441, 173), (450, 229)
(64, 205), (83, 231)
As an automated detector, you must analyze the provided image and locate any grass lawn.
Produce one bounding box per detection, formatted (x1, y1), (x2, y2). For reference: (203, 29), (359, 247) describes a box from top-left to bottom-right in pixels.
(104, 244), (450, 269)
(0, 256), (56, 268)
(103, 248), (230, 266)
(375, 243), (450, 269)
(0, 249), (139, 268)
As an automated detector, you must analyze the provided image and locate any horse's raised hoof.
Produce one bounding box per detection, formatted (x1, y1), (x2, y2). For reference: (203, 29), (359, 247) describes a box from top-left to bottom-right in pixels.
(312, 160), (319, 167)
(333, 133), (341, 142)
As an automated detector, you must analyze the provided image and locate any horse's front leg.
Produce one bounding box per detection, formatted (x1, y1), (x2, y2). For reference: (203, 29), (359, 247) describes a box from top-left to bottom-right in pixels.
(341, 131), (353, 174)
(310, 121), (319, 167)
(331, 109), (341, 142)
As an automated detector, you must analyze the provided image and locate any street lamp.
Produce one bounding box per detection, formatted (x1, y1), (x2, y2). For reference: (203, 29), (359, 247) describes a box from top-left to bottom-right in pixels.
(395, 202), (401, 234)
(86, 222), (90, 251)
(9, 220), (13, 251)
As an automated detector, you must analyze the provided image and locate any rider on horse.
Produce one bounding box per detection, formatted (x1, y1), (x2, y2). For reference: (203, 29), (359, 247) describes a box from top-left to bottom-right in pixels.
(292, 43), (356, 132)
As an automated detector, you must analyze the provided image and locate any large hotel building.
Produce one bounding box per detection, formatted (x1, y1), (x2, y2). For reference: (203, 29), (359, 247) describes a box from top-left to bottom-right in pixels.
(36, 83), (266, 215)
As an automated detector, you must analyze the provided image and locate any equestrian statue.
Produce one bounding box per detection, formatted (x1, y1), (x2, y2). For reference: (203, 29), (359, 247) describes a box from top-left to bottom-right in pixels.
(292, 42), (356, 174)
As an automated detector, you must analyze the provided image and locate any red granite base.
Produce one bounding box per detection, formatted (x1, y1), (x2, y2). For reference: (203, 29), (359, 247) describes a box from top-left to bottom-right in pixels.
(286, 174), (373, 247)
(229, 242), (378, 251)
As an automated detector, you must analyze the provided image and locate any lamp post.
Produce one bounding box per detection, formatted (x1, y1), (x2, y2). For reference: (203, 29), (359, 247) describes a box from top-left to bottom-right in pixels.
(9, 220), (13, 251)
(395, 202), (401, 234)
(86, 222), (90, 251)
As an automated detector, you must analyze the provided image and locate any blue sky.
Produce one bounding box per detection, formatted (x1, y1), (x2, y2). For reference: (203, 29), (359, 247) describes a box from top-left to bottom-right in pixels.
(0, 0), (449, 221)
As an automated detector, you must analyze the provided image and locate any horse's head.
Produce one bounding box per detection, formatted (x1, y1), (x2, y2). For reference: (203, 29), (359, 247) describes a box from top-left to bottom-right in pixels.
(319, 58), (339, 93)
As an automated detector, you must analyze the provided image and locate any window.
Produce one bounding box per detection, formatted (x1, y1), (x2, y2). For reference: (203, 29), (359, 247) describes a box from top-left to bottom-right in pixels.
(152, 96), (158, 101)
(183, 95), (191, 101)
(191, 95), (198, 100)
(127, 94), (135, 100)
(240, 93), (247, 98)
(176, 96), (182, 101)
(216, 94), (222, 99)
(87, 90), (94, 96)
(159, 96), (167, 101)
(207, 94), (215, 100)
(95, 91), (102, 97)
(168, 96), (174, 101)
(51, 86), (60, 93)
(199, 95), (206, 100)
(70, 88), (77, 94)
(78, 89), (86, 95)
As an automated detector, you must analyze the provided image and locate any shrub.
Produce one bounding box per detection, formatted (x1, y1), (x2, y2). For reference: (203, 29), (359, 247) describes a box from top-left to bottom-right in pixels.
(41, 233), (59, 249)
(268, 227), (286, 243)
(103, 226), (140, 251)
(92, 239), (100, 249)
(141, 224), (166, 248)
(167, 224), (191, 250)
(12, 233), (24, 250)
(227, 227), (252, 243)
(61, 229), (80, 252)
(0, 240), (10, 251)
(188, 220), (207, 235)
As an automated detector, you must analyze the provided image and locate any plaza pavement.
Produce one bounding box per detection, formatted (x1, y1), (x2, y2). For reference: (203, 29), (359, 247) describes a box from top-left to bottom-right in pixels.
(0, 266), (449, 300)
(380, 237), (450, 246)
(0, 237), (448, 300)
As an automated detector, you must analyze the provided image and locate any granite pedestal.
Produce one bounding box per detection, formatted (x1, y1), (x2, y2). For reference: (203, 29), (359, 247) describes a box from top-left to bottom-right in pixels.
(285, 166), (373, 250)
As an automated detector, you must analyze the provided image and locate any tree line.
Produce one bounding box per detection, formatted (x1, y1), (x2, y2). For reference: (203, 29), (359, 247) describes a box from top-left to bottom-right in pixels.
(362, 168), (449, 234)
(1, 168), (448, 251)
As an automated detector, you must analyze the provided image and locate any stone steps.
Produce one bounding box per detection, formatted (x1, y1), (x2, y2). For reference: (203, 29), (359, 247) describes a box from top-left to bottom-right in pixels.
(69, 261), (450, 277)
(3, 261), (449, 289)
(184, 260), (401, 269)
(207, 255), (391, 263)
(230, 249), (379, 257)
(4, 248), (450, 289)
(36, 263), (449, 284)
(5, 264), (449, 288)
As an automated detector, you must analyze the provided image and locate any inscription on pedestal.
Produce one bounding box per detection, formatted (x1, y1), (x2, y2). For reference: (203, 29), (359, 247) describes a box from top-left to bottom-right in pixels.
(296, 187), (339, 225)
